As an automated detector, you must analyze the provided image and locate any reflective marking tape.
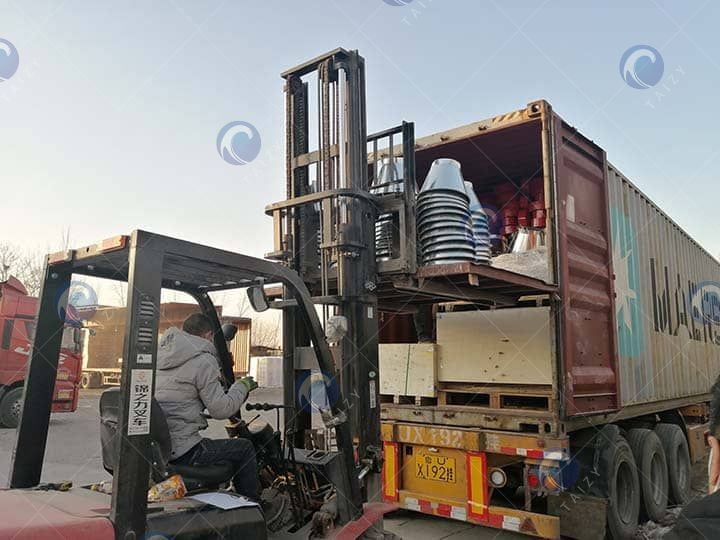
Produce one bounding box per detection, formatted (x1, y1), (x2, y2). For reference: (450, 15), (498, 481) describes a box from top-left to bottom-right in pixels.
(500, 446), (567, 460)
(404, 498), (468, 522)
(405, 497), (420, 511)
(450, 506), (467, 521)
(466, 451), (488, 520)
(503, 515), (522, 532)
(382, 442), (399, 502)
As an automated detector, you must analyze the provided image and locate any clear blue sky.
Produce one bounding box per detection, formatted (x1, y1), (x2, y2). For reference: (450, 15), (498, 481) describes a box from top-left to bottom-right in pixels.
(1, 0), (719, 266)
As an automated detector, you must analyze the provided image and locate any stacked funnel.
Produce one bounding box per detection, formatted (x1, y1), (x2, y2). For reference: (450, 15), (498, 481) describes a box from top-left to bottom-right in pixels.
(371, 157), (406, 261)
(464, 181), (491, 264)
(417, 159), (476, 265)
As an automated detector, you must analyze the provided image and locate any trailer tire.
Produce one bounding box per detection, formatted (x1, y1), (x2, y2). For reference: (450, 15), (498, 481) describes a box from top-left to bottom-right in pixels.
(626, 428), (668, 521)
(654, 423), (691, 505)
(0, 387), (24, 429)
(603, 436), (640, 540)
(80, 372), (101, 389)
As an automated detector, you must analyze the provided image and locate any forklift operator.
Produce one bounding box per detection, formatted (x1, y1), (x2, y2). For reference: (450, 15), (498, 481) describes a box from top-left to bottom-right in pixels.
(155, 313), (260, 499)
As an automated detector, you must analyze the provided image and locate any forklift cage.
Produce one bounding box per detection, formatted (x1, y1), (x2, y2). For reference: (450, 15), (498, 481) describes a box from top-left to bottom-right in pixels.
(9, 230), (360, 539)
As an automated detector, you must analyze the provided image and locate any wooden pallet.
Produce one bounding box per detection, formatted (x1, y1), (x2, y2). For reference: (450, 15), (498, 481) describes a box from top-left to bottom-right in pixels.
(380, 394), (438, 406)
(437, 383), (553, 412)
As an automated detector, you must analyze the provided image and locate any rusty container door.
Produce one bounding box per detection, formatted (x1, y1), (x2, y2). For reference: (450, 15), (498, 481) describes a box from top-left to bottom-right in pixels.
(552, 115), (619, 416)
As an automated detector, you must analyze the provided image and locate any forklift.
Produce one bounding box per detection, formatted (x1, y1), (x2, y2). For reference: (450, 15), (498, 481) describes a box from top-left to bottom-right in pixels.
(2, 48), (418, 539)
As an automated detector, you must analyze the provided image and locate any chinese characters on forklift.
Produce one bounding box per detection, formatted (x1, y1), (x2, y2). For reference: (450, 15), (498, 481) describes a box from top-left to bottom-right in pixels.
(247, 283), (270, 312)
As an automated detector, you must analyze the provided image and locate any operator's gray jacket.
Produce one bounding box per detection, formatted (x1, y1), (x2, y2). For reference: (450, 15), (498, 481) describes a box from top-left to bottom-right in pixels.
(155, 327), (249, 460)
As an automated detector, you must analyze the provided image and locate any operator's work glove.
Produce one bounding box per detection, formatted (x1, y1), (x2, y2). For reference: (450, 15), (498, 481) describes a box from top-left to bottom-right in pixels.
(239, 376), (258, 393)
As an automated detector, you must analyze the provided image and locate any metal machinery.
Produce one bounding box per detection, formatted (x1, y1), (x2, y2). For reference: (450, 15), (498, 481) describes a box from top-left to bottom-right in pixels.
(265, 48), (418, 522)
(5, 231), (393, 539)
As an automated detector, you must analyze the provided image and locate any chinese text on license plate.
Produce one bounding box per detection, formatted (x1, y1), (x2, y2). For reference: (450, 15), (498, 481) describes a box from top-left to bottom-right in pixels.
(415, 453), (456, 483)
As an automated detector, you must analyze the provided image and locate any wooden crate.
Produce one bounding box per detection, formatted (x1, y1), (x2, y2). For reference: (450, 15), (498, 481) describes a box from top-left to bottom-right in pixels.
(379, 343), (437, 398)
(436, 307), (552, 385)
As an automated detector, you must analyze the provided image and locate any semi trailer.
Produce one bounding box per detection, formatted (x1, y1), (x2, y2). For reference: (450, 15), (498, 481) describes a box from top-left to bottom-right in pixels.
(376, 101), (719, 539)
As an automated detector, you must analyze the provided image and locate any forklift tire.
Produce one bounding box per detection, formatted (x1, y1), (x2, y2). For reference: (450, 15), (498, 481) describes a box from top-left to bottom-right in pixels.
(0, 387), (24, 429)
(626, 428), (668, 522)
(654, 423), (691, 505)
(602, 435), (640, 540)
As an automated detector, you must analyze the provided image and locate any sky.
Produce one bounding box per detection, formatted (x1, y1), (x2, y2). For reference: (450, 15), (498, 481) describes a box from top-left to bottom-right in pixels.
(1, 0), (719, 309)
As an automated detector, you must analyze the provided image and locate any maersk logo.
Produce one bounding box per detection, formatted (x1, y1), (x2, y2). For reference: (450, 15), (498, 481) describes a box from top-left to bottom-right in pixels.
(650, 263), (720, 346)
(611, 208), (644, 357)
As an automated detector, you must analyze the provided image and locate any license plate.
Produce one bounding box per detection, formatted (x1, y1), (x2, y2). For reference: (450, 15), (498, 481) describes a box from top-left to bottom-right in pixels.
(56, 390), (73, 400)
(415, 453), (456, 483)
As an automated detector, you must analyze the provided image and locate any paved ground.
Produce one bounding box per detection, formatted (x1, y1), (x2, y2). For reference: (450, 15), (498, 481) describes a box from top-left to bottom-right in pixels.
(0, 388), (519, 539)
(1, 389), (709, 539)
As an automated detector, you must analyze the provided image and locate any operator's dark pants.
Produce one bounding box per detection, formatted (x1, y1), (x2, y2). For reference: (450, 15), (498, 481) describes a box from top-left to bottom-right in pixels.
(172, 438), (259, 499)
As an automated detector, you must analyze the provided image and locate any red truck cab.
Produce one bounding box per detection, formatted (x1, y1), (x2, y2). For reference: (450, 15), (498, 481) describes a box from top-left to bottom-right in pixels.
(0, 276), (81, 428)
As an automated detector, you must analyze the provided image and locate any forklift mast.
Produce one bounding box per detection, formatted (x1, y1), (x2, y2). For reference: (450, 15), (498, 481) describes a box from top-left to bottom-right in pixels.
(265, 48), (418, 522)
(267, 49), (380, 515)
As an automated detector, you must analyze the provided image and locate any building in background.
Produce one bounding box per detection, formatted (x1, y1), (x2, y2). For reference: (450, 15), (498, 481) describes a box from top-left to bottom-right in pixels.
(80, 303), (251, 387)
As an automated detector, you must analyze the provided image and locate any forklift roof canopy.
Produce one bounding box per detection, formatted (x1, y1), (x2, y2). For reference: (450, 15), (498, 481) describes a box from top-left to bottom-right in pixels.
(57, 230), (294, 293)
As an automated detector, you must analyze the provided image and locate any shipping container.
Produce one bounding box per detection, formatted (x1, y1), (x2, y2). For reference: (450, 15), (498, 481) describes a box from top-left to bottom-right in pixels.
(379, 100), (719, 539)
(608, 166), (720, 406)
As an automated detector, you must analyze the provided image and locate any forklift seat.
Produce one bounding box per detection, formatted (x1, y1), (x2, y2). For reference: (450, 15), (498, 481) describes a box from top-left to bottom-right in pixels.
(100, 387), (235, 489)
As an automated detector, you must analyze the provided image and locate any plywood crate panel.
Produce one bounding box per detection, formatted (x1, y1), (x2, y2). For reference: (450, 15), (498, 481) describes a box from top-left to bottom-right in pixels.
(379, 343), (437, 398)
(437, 307), (552, 385)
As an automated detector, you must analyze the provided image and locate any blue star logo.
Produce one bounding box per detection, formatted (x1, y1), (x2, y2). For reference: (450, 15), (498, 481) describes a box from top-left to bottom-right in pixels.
(611, 207), (644, 357)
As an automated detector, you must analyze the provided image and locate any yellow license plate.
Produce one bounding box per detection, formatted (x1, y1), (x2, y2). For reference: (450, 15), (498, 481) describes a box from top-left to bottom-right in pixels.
(415, 453), (456, 483)
(56, 390), (73, 400)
